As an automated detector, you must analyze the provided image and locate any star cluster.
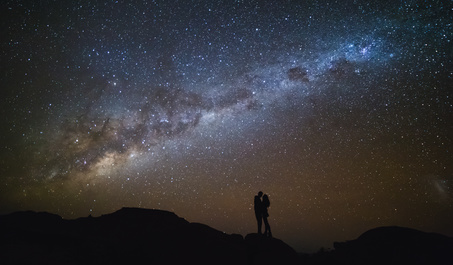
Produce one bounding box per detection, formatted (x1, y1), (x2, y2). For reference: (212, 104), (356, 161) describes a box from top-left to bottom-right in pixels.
(1, 0), (452, 252)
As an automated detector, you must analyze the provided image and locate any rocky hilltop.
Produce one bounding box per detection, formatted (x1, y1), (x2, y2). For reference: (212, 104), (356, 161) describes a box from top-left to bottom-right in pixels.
(1, 208), (452, 265)
(0, 207), (298, 265)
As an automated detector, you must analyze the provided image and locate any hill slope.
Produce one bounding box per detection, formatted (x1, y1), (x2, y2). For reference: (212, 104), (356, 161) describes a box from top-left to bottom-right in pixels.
(1, 209), (452, 265)
(0, 207), (298, 265)
(331, 226), (453, 265)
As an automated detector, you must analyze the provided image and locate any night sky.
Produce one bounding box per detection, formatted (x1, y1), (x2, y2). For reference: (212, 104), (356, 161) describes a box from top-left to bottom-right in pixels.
(1, 0), (452, 252)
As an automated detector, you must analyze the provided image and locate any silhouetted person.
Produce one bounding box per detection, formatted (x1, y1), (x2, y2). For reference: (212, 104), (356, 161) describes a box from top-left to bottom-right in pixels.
(262, 194), (272, 237)
(254, 191), (263, 234)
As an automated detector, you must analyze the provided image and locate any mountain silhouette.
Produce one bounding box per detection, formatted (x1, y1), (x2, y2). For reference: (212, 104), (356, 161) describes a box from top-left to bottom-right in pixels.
(0, 208), (298, 265)
(1, 209), (452, 265)
(332, 226), (453, 265)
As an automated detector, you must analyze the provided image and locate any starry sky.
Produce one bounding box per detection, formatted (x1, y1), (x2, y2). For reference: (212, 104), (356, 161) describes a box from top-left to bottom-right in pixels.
(1, 0), (452, 252)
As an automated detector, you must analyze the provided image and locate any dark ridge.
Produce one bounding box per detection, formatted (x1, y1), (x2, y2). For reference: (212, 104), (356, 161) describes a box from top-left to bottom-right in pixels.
(1, 209), (451, 265)
(0, 210), (62, 228)
(331, 226), (453, 265)
(0, 208), (299, 265)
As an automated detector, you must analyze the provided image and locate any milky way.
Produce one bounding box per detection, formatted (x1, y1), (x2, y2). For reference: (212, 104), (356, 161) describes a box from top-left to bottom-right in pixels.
(1, 0), (452, 252)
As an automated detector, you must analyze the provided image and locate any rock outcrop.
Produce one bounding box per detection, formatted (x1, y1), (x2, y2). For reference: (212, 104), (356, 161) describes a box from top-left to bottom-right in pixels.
(0, 207), (298, 265)
(333, 226), (453, 265)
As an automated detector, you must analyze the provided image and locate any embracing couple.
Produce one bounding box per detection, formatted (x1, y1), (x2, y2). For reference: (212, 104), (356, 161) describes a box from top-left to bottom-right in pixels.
(254, 191), (272, 237)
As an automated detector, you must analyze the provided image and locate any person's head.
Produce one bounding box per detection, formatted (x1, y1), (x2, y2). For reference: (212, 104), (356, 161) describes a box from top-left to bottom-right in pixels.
(263, 194), (269, 203)
(258, 191), (263, 197)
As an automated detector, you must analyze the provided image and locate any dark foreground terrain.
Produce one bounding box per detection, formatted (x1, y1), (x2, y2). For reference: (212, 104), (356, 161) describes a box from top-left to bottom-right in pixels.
(1, 208), (452, 265)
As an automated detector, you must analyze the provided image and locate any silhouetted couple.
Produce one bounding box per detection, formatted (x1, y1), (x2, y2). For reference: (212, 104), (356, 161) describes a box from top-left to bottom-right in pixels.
(254, 191), (272, 237)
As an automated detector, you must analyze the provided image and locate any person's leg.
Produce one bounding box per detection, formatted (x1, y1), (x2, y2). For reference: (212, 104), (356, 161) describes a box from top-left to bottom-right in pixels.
(267, 222), (272, 238)
(263, 216), (269, 236)
(255, 212), (262, 234)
